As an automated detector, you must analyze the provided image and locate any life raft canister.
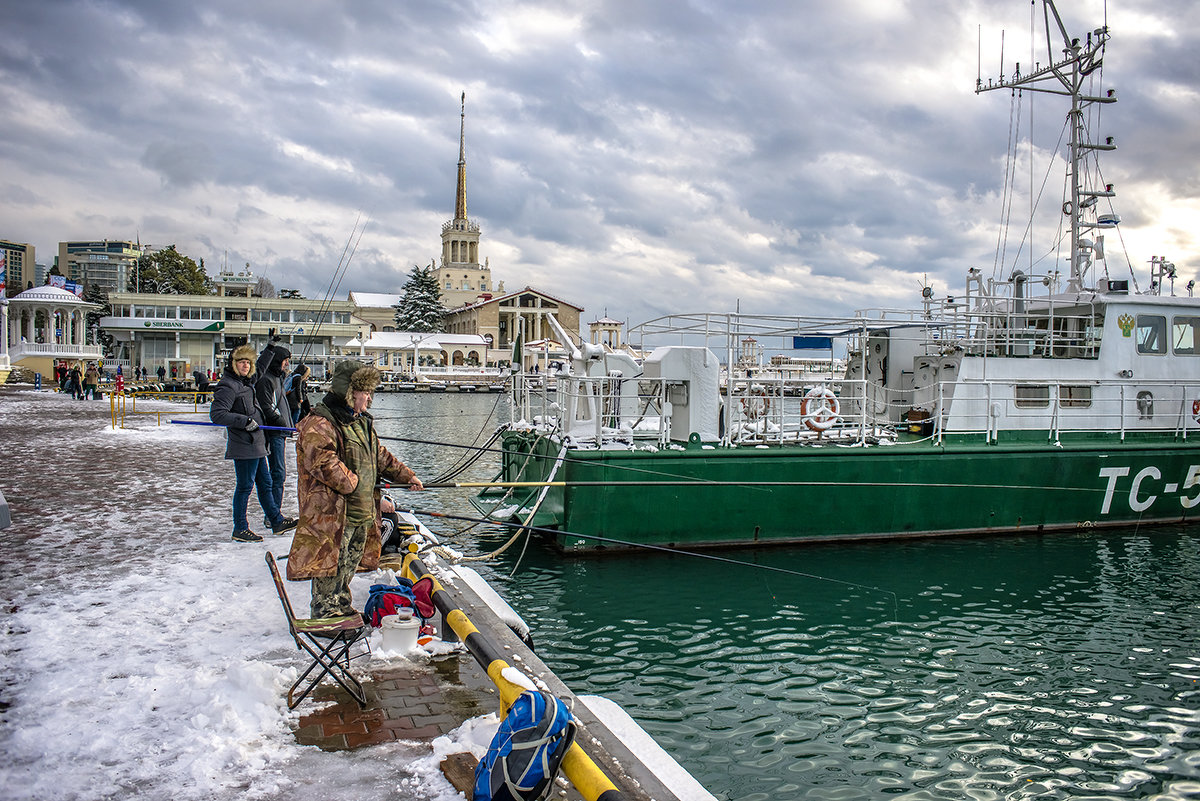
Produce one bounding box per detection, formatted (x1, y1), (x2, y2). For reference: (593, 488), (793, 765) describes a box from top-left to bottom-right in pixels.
(1192, 399), (1200, 423)
(801, 386), (840, 431)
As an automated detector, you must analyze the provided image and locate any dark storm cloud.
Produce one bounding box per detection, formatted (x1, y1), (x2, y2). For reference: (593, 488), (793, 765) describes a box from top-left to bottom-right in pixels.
(1, 0), (1197, 325)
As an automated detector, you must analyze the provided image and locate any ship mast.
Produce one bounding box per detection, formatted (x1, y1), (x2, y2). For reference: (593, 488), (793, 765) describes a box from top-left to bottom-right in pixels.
(977, 0), (1116, 293)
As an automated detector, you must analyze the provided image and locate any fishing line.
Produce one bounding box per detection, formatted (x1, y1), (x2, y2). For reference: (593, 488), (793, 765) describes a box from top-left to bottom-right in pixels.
(376, 433), (772, 489)
(297, 214), (369, 370)
(403, 507), (900, 608)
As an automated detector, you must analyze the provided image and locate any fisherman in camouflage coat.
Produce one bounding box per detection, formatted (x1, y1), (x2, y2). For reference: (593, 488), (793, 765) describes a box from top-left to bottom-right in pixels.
(287, 359), (423, 618)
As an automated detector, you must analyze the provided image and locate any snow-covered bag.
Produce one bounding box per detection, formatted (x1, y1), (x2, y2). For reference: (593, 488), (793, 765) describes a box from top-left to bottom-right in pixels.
(473, 690), (577, 801)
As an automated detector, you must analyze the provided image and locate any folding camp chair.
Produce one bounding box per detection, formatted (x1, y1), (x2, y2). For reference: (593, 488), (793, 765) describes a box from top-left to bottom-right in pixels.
(265, 551), (370, 709)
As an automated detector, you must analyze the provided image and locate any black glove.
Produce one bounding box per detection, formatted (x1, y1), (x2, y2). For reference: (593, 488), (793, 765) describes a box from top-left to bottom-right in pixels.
(268, 327), (281, 343)
(244, 419), (259, 432)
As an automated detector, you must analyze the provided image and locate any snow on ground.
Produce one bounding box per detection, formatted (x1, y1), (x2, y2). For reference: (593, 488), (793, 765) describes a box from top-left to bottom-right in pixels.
(0, 389), (479, 801)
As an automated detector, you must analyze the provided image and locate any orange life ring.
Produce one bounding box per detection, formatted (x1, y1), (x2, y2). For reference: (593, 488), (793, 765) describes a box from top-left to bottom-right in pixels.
(741, 386), (771, 420)
(801, 387), (840, 431)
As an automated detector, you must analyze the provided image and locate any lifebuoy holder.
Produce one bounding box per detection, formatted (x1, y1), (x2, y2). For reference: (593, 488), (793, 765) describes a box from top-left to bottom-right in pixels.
(1192, 399), (1200, 424)
(802, 386), (840, 431)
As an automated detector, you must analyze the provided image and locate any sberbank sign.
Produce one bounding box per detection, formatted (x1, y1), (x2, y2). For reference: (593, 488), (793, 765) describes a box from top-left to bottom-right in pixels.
(139, 320), (226, 331)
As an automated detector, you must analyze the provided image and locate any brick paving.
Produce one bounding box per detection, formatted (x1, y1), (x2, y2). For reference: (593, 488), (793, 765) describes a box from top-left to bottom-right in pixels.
(293, 652), (498, 751)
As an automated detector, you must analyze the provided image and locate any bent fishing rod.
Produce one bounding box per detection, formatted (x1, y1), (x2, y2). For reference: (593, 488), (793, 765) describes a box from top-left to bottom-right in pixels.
(400, 506), (898, 603)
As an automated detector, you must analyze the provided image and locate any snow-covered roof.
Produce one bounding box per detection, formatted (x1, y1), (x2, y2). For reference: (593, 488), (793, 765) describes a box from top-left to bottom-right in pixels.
(10, 286), (98, 305)
(450, 285), (583, 314)
(347, 291), (401, 308)
(348, 331), (489, 350)
(590, 317), (623, 325)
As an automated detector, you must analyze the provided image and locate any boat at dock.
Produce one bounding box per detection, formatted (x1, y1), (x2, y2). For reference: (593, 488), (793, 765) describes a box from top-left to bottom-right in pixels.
(474, 0), (1200, 552)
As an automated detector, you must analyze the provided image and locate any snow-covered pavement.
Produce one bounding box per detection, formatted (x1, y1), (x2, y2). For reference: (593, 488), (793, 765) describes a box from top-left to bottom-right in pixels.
(0, 387), (490, 801)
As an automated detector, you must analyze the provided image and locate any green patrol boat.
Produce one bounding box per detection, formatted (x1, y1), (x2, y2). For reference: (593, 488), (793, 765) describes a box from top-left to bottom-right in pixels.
(473, 0), (1200, 552)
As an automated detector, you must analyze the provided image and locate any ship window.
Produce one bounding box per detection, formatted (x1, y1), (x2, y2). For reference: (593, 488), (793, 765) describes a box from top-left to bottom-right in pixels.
(1172, 316), (1200, 355)
(1060, 385), (1093, 408)
(1014, 385), (1050, 408)
(1136, 315), (1167, 354)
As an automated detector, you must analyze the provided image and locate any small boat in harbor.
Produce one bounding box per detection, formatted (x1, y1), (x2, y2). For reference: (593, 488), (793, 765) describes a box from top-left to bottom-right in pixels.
(475, 0), (1200, 552)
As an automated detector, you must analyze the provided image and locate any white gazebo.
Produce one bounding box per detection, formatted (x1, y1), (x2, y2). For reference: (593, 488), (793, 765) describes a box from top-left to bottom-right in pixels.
(6, 286), (102, 374)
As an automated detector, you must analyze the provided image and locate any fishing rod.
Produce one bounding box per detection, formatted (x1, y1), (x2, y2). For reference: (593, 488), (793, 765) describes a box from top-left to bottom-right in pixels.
(171, 419), (295, 432)
(402, 507), (899, 602)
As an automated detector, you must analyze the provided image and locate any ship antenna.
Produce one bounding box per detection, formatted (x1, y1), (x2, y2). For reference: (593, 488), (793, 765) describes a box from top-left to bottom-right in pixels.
(978, 0), (1115, 294)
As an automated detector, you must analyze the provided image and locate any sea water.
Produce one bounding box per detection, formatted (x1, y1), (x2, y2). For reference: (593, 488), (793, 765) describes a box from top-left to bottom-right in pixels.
(371, 391), (1200, 801)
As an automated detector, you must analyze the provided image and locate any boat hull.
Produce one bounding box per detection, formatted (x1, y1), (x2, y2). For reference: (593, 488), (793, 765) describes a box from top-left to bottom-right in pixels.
(479, 432), (1200, 551)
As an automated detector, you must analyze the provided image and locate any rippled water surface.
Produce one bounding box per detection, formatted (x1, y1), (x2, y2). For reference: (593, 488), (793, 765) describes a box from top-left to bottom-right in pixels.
(373, 392), (1200, 801)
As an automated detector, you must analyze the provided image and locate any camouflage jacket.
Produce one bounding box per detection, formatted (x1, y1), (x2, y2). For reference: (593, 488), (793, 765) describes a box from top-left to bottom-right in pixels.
(286, 401), (416, 580)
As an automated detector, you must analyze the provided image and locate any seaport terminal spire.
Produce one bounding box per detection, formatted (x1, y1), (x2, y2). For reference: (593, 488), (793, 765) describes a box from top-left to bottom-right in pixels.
(435, 91), (494, 308)
(455, 91), (468, 222)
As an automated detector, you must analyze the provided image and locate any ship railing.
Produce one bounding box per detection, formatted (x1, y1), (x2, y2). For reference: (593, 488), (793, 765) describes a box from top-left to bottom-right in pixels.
(931, 378), (1200, 443)
(857, 296), (1103, 360)
(537, 370), (893, 447)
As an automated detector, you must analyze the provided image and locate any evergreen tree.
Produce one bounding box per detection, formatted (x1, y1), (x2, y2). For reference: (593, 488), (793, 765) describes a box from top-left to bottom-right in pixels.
(130, 246), (211, 294)
(83, 283), (115, 356)
(393, 264), (444, 332)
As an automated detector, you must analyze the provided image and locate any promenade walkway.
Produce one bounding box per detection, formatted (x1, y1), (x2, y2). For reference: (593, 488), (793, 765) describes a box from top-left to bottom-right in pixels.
(0, 385), (497, 801)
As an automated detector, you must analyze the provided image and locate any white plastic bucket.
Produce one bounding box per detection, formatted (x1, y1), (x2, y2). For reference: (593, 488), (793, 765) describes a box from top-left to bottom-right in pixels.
(379, 612), (419, 652)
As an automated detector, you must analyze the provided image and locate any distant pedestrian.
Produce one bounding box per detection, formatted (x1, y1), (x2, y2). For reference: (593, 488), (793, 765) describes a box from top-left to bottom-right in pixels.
(67, 364), (83, 399)
(83, 363), (99, 400)
(209, 344), (297, 543)
(284, 364), (311, 424)
(157, 364), (166, 383)
(57, 362), (68, 392)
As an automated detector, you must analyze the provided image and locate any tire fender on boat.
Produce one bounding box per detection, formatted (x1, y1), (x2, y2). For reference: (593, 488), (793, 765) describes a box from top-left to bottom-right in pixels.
(801, 386), (840, 431)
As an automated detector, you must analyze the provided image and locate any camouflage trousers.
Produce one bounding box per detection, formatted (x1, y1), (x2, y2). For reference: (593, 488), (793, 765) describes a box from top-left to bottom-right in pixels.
(310, 522), (369, 618)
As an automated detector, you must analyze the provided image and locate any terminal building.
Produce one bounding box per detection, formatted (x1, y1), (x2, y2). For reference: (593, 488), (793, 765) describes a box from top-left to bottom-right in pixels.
(100, 270), (359, 378)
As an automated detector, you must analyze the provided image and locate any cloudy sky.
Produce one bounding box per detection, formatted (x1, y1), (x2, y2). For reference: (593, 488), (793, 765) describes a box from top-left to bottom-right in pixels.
(3, 0), (1198, 329)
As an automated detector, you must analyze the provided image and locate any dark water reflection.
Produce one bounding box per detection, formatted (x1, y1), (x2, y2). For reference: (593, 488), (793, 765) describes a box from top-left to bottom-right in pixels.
(372, 393), (1200, 800)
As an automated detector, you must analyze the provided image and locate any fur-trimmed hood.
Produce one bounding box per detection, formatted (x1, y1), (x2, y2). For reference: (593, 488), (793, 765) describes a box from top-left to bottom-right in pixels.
(329, 360), (380, 407)
(227, 343), (258, 376)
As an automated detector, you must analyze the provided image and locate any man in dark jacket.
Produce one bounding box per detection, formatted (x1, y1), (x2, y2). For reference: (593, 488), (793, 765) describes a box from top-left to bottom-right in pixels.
(256, 336), (294, 523)
(210, 343), (298, 542)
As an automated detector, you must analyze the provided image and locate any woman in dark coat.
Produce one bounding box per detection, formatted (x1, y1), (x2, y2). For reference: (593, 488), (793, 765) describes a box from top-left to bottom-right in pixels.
(209, 344), (297, 542)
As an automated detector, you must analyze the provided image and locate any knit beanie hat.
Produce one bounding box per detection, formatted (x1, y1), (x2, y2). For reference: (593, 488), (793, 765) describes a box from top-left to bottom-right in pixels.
(274, 346), (291, 362)
(329, 360), (380, 406)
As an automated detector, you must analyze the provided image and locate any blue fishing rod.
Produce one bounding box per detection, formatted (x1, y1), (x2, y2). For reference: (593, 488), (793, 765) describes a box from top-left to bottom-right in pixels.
(170, 419), (296, 432)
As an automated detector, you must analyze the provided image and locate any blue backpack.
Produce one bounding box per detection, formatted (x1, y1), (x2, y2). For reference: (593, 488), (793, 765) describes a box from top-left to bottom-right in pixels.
(473, 690), (578, 801)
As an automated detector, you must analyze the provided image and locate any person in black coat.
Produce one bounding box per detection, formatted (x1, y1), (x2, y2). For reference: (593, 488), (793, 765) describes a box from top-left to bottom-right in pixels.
(209, 343), (297, 543)
(256, 336), (294, 524)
